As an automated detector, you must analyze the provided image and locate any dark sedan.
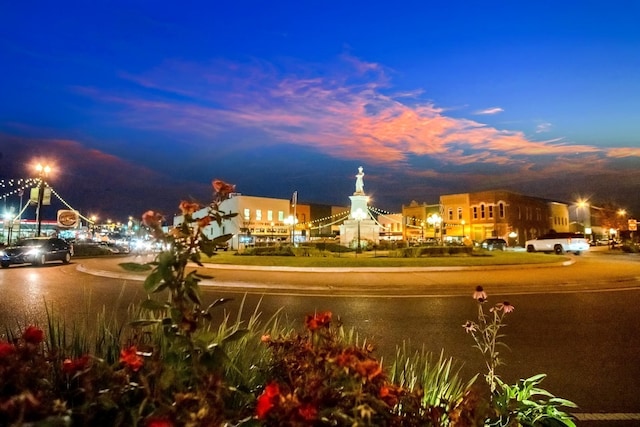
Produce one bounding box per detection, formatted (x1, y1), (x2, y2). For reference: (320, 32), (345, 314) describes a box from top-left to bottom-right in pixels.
(0, 237), (73, 268)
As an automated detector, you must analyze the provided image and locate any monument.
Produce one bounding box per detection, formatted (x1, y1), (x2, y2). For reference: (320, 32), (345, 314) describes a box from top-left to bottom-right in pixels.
(340, 167), (380, 249)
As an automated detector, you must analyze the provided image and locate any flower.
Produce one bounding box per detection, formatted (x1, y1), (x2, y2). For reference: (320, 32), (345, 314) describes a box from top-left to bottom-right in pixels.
(499, 301), (515, 313)
(141, 210), (164, 229)
(256, 382), (280, 419)
(120, 346), (144, 372)
(298, 403), (318, 421)
(179, 200), (201, 215)
(0, 341), (16, 358)
(305, 311), (332, 331)
(23, 325), (45, 344)
(145, 417), (174, 427)
(62, 355), (91, 374)
(473, 286), (487, 302)
(260, 334), (271, 343)
(212, 179), (236, 198)
(463, 321), (477, 333)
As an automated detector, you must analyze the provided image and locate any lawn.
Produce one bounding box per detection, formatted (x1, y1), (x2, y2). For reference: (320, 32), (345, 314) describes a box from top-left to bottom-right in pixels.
(200, 249), (567, 268)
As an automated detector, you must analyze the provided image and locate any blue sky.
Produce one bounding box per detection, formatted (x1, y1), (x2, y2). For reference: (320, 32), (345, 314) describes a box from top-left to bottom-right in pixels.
(1, 1), (639, 221)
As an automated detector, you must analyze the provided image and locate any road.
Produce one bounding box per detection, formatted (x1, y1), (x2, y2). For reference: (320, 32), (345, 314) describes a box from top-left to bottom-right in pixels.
(1, 249), (640, 425)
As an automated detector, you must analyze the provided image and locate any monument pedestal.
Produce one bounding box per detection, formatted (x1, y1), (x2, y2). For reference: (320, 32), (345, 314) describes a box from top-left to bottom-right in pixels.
(340, 219), (379, 248)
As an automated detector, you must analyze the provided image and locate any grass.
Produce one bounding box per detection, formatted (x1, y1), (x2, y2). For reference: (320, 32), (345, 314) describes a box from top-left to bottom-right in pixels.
(199, 249), (566, 268)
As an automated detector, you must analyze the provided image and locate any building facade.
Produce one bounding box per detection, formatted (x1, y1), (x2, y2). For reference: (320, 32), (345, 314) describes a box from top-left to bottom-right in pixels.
(440, 190), (568, 246)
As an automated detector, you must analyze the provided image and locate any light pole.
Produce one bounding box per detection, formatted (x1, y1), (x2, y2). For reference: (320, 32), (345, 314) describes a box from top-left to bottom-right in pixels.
(427, 214), (442, 243)
(284, 215), (298, 245)
(34, 163), (51, 237)
(353, 208), (367, 254)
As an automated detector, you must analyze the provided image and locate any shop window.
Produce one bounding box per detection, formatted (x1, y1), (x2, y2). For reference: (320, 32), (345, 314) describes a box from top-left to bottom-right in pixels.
(243, 208), (250, 221)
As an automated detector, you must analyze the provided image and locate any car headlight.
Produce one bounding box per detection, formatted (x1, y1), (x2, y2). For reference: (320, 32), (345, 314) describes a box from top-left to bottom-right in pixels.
(0, 251), (5, 256)
(26, 248), (42, 256)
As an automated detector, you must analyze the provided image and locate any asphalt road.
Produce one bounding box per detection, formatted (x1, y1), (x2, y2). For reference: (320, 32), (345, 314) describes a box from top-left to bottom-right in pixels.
(1, 249), (640, 425)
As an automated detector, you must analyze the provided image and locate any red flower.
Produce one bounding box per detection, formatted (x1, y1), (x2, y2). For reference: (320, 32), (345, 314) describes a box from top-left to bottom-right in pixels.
(120, 346), (144, 372)
(141, 210), (164, 229)
(212, 179), (236, 198)
(305, 311), (332, 331)
(298, 403), (318, 421)
(0, 341), (16, 358)
(23, 325), (44, 344)
(256, 382), (280, 419)
(146, 417), (173, 427)
(62, 355), (90, 374)
(179, 200), (201, 215)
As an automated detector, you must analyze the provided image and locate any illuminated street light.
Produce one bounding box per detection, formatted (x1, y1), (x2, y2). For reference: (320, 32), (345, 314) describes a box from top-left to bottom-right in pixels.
(427, 213), (442, 243)
(34, 163), (52, 237)
(284, 215), (298, 245)
(352, 208), (367, 254)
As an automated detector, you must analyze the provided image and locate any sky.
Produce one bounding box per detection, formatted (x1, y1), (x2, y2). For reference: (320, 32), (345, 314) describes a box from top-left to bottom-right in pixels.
(1, 1), (639, 222)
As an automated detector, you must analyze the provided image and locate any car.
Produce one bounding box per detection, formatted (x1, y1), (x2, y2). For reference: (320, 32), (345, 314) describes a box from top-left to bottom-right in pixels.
(480, 238), (507, 251)
(0, 237), (73, 268)
(215, 242), (229, 251)
(525, 232), (590, 255)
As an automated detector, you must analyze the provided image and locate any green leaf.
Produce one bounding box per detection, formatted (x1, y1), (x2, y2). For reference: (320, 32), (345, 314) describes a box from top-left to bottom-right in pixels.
(144, 270), (164, 293)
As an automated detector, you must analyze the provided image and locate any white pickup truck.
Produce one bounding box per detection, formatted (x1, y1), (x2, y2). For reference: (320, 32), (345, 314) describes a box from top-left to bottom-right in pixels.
(525, 232), (590, 255)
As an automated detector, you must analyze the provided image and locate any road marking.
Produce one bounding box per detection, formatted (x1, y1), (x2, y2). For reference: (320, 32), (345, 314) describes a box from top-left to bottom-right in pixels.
(574, 413), (640, 421)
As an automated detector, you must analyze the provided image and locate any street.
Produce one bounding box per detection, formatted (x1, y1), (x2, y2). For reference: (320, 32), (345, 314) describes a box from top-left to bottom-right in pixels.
(1, 251), (640, 425)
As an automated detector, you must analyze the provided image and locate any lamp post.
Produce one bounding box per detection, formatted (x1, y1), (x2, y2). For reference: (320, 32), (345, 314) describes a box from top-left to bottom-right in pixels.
(427, 214), (442, 243)
(284, 215), (298, 245)
(353, 208), (367, 254)
(34, 163), (51, 237)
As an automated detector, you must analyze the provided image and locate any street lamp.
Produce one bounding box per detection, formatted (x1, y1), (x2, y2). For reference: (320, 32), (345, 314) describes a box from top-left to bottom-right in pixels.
(284, 215), (298, 245)
(34, 163), (51, 237)
(427, 214), (442, 243)
(353, 208), (367, 254)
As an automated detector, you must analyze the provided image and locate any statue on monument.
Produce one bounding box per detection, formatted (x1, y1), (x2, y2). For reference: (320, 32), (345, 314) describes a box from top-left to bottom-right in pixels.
(355, 166), (365, 195)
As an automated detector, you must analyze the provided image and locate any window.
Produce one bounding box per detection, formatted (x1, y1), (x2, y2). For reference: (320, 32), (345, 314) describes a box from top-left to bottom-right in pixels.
(256, 209), (262, 221)
(457, 207), (463, 220)
(448, 208), (453, 221)
(243, 208), (250, 221)
(488, 205), (494, 219)
(480, 204), (486, 219)
(499, 203), (505, 218)
(473, 207), (478, 219)
(267, 210), (273, 221)
(278, 211), (284, 221)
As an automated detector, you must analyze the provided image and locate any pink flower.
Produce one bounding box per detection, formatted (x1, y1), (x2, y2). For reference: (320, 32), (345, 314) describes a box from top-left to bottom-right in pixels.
(23, 325), (45, 344)
(463, 321), (477, 333)
(500, 301), (515, 313)
(473, 286), (487, 302)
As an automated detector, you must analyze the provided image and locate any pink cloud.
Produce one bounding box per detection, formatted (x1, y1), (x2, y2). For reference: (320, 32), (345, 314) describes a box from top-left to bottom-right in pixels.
(83, 55), (640, 173)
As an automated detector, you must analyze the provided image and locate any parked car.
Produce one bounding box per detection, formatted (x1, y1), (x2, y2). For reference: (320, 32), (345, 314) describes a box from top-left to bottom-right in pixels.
(525, 232), (589, 255)
(480, 238), (507, 251)
(0, 237), (73, 268)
